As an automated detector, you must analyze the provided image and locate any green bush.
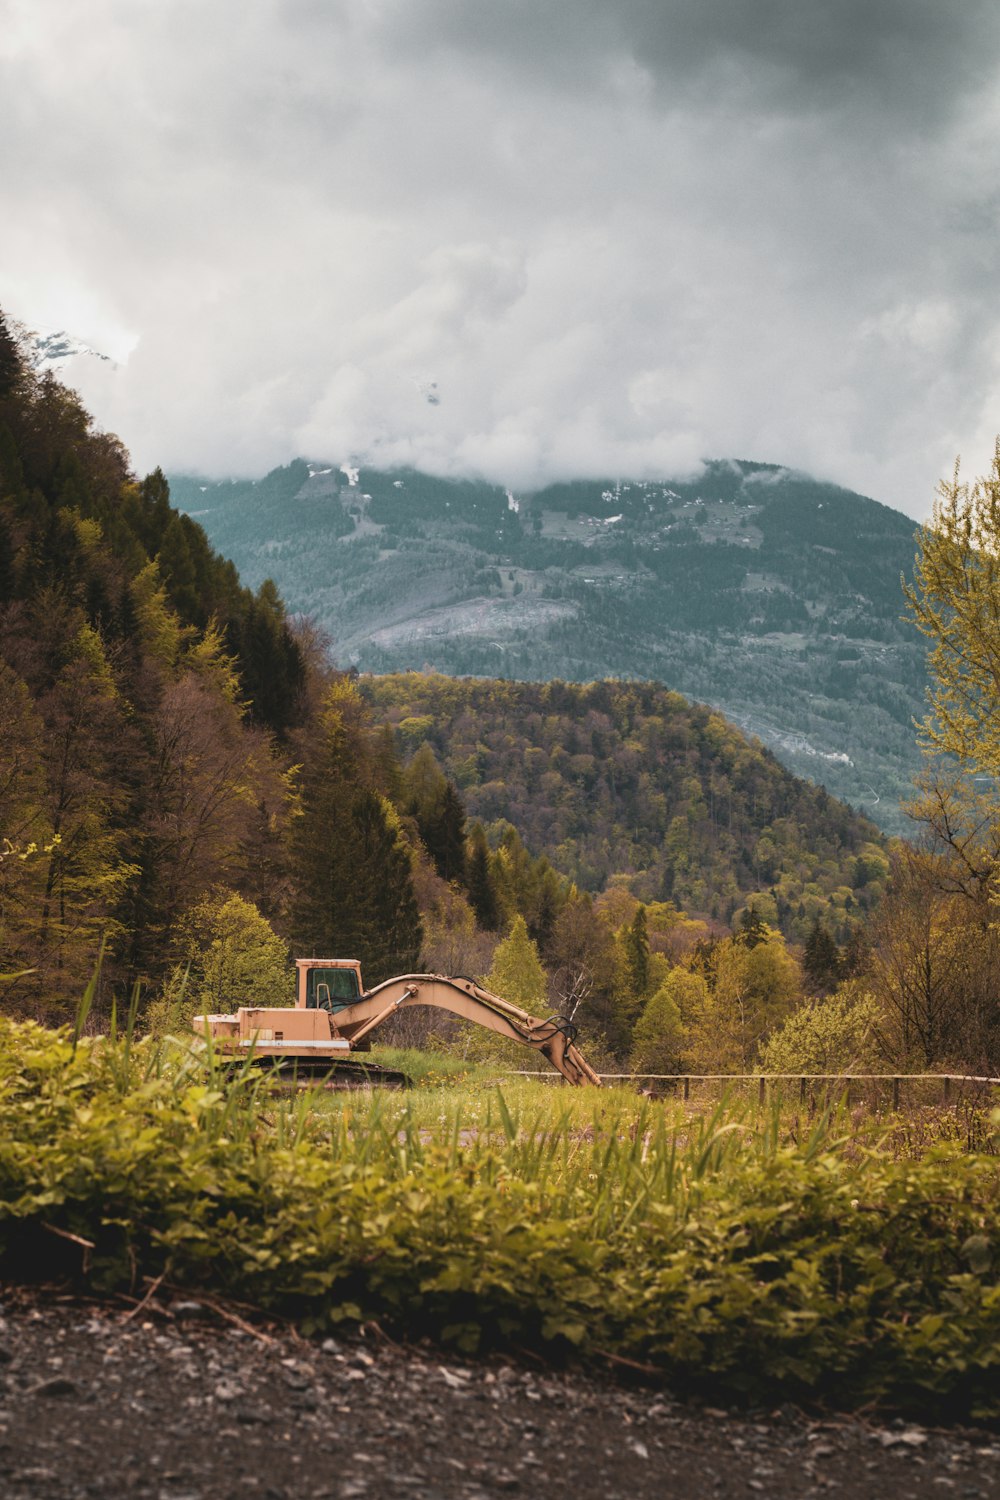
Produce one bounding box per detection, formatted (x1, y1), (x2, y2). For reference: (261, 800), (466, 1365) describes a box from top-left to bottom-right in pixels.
(759, 980), (882, 1074)
(1, 1016), (998, 1419)
(146, 891), (291, 1036)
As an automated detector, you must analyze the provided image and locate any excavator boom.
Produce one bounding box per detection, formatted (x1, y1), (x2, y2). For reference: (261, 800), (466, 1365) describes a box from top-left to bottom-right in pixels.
(331, 974), (601, 1087)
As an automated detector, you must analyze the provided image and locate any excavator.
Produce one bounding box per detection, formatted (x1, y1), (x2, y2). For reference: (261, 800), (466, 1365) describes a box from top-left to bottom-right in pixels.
(194, 957), (602, 1088)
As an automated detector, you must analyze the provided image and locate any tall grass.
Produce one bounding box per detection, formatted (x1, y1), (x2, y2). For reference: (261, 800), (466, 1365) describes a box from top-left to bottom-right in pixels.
(1, 1016), (999, 1418)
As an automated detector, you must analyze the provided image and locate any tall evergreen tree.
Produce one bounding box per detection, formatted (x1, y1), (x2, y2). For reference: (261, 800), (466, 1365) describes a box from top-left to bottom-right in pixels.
(346, 790), (423, 982)
(0, 312), (24, 401)
(466, 823), (499, 931)
(0, 513), (15, 603)
(621, 905), (651, 1006)
(425, 780), (467, 884)
(402, 744), (466, 883)
(289, 694), (422, 984)
(804, 918), (841, 994)
(737, 903), (769, 949)
(484, 914), (547, 1010)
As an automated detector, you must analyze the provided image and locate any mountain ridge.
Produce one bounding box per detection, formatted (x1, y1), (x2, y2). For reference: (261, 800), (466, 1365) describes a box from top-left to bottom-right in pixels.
(167, 457), (929, 833)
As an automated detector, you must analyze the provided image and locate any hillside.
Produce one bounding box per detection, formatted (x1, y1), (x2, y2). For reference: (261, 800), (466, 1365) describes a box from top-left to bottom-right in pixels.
(168, 460), (928, 833)
(364, 673), (888, 945)
(0, 314), (422, 1009)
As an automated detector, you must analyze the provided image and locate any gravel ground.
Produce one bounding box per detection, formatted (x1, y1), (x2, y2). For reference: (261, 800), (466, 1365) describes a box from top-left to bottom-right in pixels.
(0, 1293), (997, 1500)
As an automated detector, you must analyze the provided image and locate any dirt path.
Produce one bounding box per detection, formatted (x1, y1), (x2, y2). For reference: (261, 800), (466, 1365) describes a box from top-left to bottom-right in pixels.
(0, 1293), (997, 1499)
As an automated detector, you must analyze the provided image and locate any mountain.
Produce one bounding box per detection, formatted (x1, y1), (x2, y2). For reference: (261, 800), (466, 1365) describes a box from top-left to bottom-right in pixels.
(364, 673), (888, 946)
(168, 459), (928, 833)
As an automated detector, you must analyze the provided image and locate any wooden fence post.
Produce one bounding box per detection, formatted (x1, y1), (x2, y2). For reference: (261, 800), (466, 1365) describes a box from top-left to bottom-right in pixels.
(892, 1076), (900, 1111)
(758, 1075), (766, 1107)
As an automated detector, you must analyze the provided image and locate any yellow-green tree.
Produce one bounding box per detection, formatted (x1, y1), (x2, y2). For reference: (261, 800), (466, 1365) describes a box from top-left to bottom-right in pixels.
(445, 914), (549, 1066)
(484, 914), (547, 1010)
(5, 620), (138, 1010)
(630, 968), (693, 1075)
(759, 980), (881, 1074)
(687, 929), (801, 1071)
(904, 439), (1000, 779)
(148, 890), (290, 1035)
(185, 890), (290, 1011)
(897, 441), (1000, 1065)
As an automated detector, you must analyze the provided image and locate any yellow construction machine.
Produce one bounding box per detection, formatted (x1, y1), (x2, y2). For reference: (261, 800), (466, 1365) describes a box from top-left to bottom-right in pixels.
(194, 958), (601, 1088)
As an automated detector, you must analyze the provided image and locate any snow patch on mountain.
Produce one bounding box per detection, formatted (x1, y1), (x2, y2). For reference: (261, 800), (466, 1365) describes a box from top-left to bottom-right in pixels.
(27, 329), (117, 373)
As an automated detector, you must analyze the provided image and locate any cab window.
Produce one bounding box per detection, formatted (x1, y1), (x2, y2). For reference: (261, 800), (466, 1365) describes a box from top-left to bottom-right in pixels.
(306, 967), (360, 1012)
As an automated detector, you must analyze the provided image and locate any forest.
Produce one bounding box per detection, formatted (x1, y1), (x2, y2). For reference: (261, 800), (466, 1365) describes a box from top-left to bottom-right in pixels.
(3, 307), (1000, 1075)
(363, 673), (886, 940)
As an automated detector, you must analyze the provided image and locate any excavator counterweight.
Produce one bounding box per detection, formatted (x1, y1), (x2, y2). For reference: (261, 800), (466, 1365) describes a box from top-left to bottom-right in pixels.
(195, 958), (601, 1088)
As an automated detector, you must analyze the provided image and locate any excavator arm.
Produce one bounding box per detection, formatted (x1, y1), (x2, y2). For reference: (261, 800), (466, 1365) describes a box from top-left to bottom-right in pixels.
(328, 974), (602, 1087)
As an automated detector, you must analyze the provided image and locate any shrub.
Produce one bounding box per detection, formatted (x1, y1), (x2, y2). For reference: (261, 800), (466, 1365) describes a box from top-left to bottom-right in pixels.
(147, 891), (290, 1035)
(1, 1015), (999, 1419)
(759, 980), (882, 1074)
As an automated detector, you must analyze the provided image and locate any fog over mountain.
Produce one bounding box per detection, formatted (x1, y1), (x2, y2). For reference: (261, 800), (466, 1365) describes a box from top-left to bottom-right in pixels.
(4, 2), (1000, 516)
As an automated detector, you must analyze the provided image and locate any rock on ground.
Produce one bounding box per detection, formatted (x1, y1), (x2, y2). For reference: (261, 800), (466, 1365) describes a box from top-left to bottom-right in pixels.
(0, 1294), (997, 1499)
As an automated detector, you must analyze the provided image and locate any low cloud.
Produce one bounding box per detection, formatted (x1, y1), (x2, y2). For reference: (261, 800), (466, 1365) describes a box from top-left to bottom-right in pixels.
(4, 0), (1000, 515)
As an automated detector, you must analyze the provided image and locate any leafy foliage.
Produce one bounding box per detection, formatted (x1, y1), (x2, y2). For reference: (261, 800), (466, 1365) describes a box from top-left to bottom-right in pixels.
(904, 439), (1000, 780)
(630, 980), (685, 1074)
(1, 1018), (999, 1418)
(685, 930), (802, 1071)
(146, 892), (291, 1037)
(484, 915), (547, 1011)
(759, 982), (882, 1075)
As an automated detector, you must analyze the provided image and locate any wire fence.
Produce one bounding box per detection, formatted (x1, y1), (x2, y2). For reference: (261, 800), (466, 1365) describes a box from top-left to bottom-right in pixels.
(506, 1070), (1000, 1109)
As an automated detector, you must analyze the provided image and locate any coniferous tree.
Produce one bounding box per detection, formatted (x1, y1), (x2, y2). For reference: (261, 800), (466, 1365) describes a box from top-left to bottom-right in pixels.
(466, 823), (499, 930)
(22, 620), (140, 1005)
(804, 918), (841, 994)
(425, 780), (467, 884)
(289, 689), (422, 984)
(346, 789), (423, 982)
(630, 980), (684, 1075)
(621, 905), (652, 1006)
(736, 903), (769, 949)
(403, 744), (467, 883)
(529, 861), (561, 952)
(0, 513), (15, 603)
(0, 312), (22, 399)
(483, 914), (547, 1010)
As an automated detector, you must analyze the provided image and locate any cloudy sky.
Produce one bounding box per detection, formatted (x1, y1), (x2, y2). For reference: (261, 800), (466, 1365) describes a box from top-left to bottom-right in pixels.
(4, 0), (1000, 517)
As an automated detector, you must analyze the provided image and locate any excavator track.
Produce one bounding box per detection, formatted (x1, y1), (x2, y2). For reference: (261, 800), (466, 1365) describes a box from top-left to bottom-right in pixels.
(262, 1056), (413, 1091)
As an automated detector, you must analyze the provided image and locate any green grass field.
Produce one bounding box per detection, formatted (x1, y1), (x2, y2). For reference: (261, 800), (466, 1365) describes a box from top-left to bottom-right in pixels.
(1, 1019), (999, 1419)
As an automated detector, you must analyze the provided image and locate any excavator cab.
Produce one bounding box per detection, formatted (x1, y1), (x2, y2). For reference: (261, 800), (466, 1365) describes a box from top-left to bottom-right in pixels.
(299, 959), (364, 1014)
